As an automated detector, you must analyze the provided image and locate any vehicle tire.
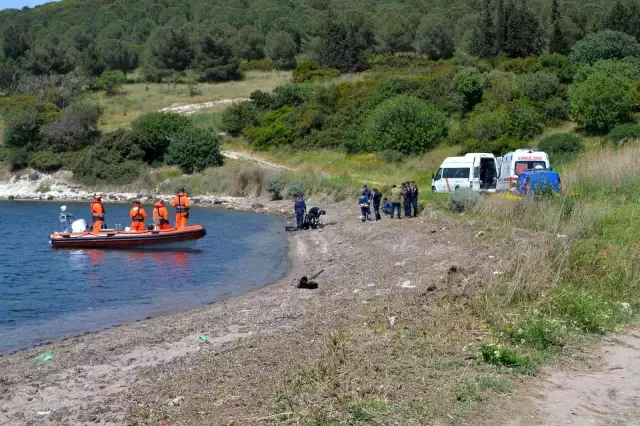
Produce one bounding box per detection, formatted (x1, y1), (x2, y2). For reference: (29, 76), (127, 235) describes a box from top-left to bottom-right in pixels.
(431, 186), (436, 192)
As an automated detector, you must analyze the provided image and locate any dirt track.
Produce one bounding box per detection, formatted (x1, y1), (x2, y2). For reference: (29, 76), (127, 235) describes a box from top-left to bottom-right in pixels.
(1, 201), (639, 425)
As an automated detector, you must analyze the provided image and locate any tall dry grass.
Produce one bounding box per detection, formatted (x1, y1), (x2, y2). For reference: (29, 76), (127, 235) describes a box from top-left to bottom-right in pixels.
(475, 143), (640, 311)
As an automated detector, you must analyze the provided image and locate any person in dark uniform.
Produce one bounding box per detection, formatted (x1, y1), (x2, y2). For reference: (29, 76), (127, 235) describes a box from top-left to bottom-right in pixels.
(372, 187), (382, 221)
(403, 182), (412, 218)
(294, 194), (306, 229)
(410, 181), (419, 217)
(302, 207), (326, 229)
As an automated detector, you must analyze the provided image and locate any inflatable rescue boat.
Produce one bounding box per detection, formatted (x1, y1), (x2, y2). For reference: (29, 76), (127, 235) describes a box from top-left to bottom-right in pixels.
(50, 225), (206, 249)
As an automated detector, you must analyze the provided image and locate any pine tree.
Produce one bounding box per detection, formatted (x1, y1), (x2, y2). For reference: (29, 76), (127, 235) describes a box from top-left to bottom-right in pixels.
(317, 12), (367, 72)
(549, 0), (568, 54)
(504, 0), (542, 57)
(551, 0), (560, 23)
(496, 0), (506, 53)
(604, 1), (630, 34)
(628, 3), (640, 42)
(474, 0), (496, 57)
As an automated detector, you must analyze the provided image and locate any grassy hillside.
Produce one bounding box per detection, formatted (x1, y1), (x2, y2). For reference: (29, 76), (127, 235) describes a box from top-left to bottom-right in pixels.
(87, 71), (291, 131)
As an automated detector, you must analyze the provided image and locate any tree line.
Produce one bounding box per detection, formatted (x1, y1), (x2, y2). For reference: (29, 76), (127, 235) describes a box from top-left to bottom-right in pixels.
(0, 0), (639, 86)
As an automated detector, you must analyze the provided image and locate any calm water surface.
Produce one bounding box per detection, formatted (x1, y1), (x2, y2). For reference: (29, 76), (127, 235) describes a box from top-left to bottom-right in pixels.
(0, 201), (289, 354)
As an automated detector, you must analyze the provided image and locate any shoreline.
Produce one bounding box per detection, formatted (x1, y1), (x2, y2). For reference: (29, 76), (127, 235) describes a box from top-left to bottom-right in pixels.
(0, 198), (309, 424)
(0, 169), (294, 217)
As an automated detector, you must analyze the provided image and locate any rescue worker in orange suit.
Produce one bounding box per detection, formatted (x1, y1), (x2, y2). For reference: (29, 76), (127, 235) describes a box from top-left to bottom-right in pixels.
(153, 199), (172, 230)
(91, 195), (106, 233)
(171, 188), (191, 229)
(129, 200), (147, 232)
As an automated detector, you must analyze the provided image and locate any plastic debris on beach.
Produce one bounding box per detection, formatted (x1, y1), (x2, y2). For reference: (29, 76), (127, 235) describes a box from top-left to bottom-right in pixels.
(33, 350), (54, 365)
(199, 335), (208, 342)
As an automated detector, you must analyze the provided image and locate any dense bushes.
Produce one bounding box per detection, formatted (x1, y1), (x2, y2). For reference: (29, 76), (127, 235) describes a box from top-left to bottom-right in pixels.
(570, 70), (635, 133)
(359, 95), (448, 154)
(165, 126), (224, 174)
(570, 30), (640, 65)
(73, 129), (144, 185)
(131, 112), (191, 163)
(539, 133), (584, 155)
(452, 67), (488, 111)
(517, 72), (560, 102)
(221, 101), (260, 137)
(292, 60), (340, 83)
(603, 123), (640, 146)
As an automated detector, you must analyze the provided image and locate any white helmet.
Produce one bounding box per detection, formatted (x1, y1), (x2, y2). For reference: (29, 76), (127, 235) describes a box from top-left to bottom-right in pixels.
(60, 205), (67, 212)
(534, 165), (544, 170)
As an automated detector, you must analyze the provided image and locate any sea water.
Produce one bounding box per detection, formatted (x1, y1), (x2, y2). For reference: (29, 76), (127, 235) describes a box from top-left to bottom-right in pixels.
(0, 201), (288, 354)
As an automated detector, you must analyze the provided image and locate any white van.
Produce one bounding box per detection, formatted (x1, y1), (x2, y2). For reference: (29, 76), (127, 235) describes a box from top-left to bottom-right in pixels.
(432, 153), (498, 193)
(496, 149), (550, 191)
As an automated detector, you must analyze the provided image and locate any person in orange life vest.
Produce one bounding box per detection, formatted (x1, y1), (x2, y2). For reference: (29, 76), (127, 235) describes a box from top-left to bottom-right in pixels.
(153, 199), (172, 230)
(129, 200), (147, 232)
(171, 188), (190, 229)
(90, 194), (106, 233)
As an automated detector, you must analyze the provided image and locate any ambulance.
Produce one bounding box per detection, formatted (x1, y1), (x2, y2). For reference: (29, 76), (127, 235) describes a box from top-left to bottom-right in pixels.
(431, 153), (498, 193)
(496, 149), (550, 192)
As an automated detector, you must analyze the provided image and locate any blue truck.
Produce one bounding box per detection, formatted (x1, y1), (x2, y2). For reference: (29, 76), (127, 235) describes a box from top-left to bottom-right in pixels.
(516, 168), (561, 197)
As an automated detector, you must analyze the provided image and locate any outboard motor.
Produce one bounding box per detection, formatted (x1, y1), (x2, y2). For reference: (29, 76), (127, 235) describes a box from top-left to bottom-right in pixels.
(71, 219), (88, 233)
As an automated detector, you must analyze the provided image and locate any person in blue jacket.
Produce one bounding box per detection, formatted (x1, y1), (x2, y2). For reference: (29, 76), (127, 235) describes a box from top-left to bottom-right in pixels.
(382, 197), (392, 215)
(294, 194), (306, 229)
(359, 190), (371, 222)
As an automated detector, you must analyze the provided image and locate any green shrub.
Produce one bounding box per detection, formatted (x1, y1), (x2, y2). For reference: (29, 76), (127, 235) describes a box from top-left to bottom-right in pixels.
(73, 129), (144, 185)
(544, 97), (569, 122)
(40, 102), (101, 152)
(360, 95), (447, 155)
(466, 108), (510, 142)
(30, 151), (63, 172)
(570, 70), (635, 133)
(221, 101), (260, 137)
(570, 30), (640, 65)
(131, 112), (191, 163)
(538, 133), (584, 156)
(574, 60), (640, 84)
(97, 70), (126, 96)
(166, 127), (223, 174)
(452, 67), (488, 111)
(479, 341), (530, 369)
(499, 57), (538, 74)
(517, 71), (560, 102)
(245, 107), (295, 150)
(448, 188), (480, 212)
(292, 60), (340, 83)
(200, 62), (243, 82)
(250, 90), (274, 110)
(266, 174), (285, 200)
(532, 53), (575, 84)
(6, 148), (30, 172)
(286, 180), (305, 198)
(239, 59), (278, 72)
(4, 102), (60, 149)
(603, 123), (640, 146)
(507, 103), (543, 140)
(271, 84), (311, 109)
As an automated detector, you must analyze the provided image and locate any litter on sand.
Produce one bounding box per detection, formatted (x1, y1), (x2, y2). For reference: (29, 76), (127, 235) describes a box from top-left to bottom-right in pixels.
(32, 350), (54, 365)
(199, 335), (208, 342)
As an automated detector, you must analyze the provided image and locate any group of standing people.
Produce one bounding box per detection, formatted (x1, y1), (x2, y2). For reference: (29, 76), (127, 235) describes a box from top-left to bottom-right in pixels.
(359, 181), (419, 222)
(89, 188), (191, 233)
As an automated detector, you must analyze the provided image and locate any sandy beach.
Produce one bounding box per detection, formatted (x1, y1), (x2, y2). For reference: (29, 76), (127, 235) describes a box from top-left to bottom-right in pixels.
(2, 196), (640, 425)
